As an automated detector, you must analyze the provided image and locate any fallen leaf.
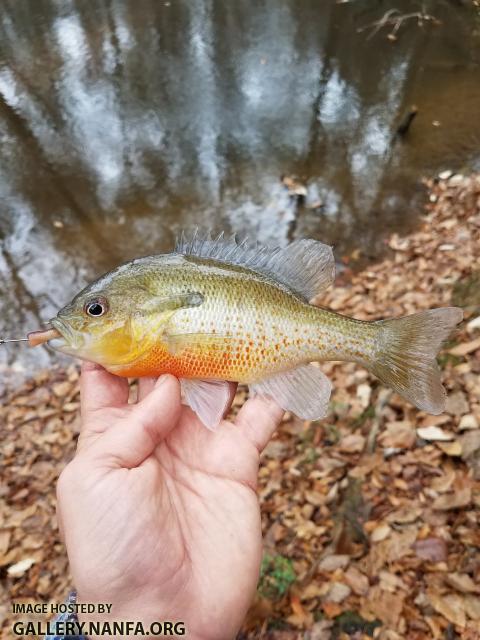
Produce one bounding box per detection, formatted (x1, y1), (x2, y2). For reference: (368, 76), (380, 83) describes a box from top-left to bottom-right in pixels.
(52, 381), (71, 398)
(428, 591), (466, 628)
(449, 337), (480, 356)
(318, 554), (350, 572)
(387, 506), (422, 524)
(7, 557), (35, 578)
(324, 582), (351, 604)
(413, 537), (448, 562)
(378, 570), (407, 593)
(445, 572), (479, 594)
(417, 426), (455, 441)
(300, 583), (326, 601)
(463, 594), (480, 620)
(344, 566), (369, 595)
(361, 585), (405, 628)
(466, 316), (480, 332)
(433, 488), (471, 510)
(338, 433), (366, 453)
(437, 440), (463, 456)
(304, 490), (325, 507)
(356, 383), (372, 408)
(310, 620), (334, 640)
(459, 430), (480, 459)
(421, 414), (451, 428)
(322, 601), (343, 619)
(431, 468), (456, 492)
(370, 522), (391, 542)
(0, 531), (11, 556)
(379, 421), (416, 449)
(458, 414), (479, 431)
(445, 391), (469, 416)
(288, 594), (314, 628)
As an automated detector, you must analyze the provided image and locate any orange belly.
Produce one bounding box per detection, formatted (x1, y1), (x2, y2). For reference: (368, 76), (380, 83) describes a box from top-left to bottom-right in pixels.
(108, 337), (274, 381)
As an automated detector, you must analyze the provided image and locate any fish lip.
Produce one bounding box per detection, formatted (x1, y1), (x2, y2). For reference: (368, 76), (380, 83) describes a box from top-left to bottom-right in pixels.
(49, 317), (76, 348)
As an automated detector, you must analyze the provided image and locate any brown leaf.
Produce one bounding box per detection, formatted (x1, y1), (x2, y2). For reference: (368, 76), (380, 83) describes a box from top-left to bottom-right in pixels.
(379, 421), (416, 449)
(344, 566), (369, 596)
(7, 557), (35, 578)
(437, 440), (463, 456)
(0, 531), (11, 556)
(463, 594), (480, 620)
(322, 601), (343, 619)
(445, 572), (480, 594)
(431, 468), (456, 492)
(432, 488), (471, 510)
(387, 506), (422, 524)
(361, 585), (405, 628)
(324, 582), (351, 604)
(52, 381), (72, 398)
(318, 554), (350, 572)
(310, 620), (334, 640)
(428, 591), (466, 628)
(445, 391), (469, 416)
(300, 583), (326, 601)
(413, 537), (448, 562)
(458, 414), (478, 431)
(370, 522), (392, 542)
(449, 337), (480, 356)
(287, 594), (314, 628)
(417, 426), (455, 441)
(459, 430), (480, 459)
(304, 490), (325, 507)
(338, 433), (366, 453)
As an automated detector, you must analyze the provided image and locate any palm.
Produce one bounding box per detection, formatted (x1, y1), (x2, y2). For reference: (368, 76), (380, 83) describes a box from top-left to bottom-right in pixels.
(57, 364), (283, 640)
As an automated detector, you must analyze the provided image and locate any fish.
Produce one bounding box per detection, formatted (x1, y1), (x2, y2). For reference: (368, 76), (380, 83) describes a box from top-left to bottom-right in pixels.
(28, 232), (463, 429)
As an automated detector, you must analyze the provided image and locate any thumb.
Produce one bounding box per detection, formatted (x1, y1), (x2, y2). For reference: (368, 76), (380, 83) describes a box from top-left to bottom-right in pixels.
(95, 375), (182, 468)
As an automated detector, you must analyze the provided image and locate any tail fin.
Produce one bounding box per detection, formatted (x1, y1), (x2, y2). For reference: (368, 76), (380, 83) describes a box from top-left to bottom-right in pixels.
(370, 308), (463, 414)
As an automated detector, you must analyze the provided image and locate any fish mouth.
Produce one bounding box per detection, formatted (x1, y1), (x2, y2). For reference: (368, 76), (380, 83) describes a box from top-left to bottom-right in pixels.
(49, 317), (79, 351)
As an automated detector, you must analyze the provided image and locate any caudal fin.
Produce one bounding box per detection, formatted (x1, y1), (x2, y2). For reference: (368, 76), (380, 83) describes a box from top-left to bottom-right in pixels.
(369, 308), (463, 414)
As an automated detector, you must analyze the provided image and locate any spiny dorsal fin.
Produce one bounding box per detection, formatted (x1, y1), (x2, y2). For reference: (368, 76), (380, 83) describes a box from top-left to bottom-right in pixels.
(175, 231), (335, 300)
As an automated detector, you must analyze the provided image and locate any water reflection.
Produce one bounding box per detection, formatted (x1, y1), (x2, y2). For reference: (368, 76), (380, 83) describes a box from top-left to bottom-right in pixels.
(0, 0), (479, 380)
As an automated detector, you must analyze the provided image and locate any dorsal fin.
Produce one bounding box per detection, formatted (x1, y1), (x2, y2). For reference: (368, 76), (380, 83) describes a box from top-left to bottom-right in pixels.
(175, 231), (335, 300)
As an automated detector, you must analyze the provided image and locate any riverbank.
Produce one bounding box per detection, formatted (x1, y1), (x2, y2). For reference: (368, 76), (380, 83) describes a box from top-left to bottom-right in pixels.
(1, 174), (479, 639)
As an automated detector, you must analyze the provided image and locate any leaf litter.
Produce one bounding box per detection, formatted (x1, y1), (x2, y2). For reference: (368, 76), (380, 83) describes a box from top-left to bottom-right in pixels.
(1, 173), (480, 639)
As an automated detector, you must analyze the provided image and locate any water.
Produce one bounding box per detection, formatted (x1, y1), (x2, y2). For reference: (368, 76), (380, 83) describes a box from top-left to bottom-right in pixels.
(0, 0), (479, 381)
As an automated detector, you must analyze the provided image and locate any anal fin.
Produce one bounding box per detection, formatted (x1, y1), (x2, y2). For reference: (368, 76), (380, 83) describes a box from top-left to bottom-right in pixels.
(249, 364), (332, 420)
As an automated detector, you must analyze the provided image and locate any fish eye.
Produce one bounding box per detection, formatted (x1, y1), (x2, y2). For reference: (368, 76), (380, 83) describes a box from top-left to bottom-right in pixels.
(84, 297), (109, 318)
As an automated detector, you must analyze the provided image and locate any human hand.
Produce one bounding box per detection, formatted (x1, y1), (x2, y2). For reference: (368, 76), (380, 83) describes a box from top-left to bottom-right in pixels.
(56, 363), (284, 640)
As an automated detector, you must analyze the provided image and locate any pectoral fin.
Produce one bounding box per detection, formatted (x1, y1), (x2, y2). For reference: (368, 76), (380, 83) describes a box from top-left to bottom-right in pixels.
(249, 364), (332, 420)
(180, 378), (232, 430)
(140, 292), (204, 314)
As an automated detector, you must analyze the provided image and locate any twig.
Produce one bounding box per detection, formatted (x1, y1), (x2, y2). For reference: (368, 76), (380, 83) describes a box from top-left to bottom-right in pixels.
(358, 9), (441, 41)
(395, 105), (418, 138)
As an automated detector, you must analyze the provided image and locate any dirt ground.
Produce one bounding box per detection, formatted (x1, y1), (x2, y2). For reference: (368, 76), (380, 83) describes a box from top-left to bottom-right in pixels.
(1, 174), (479, 639)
